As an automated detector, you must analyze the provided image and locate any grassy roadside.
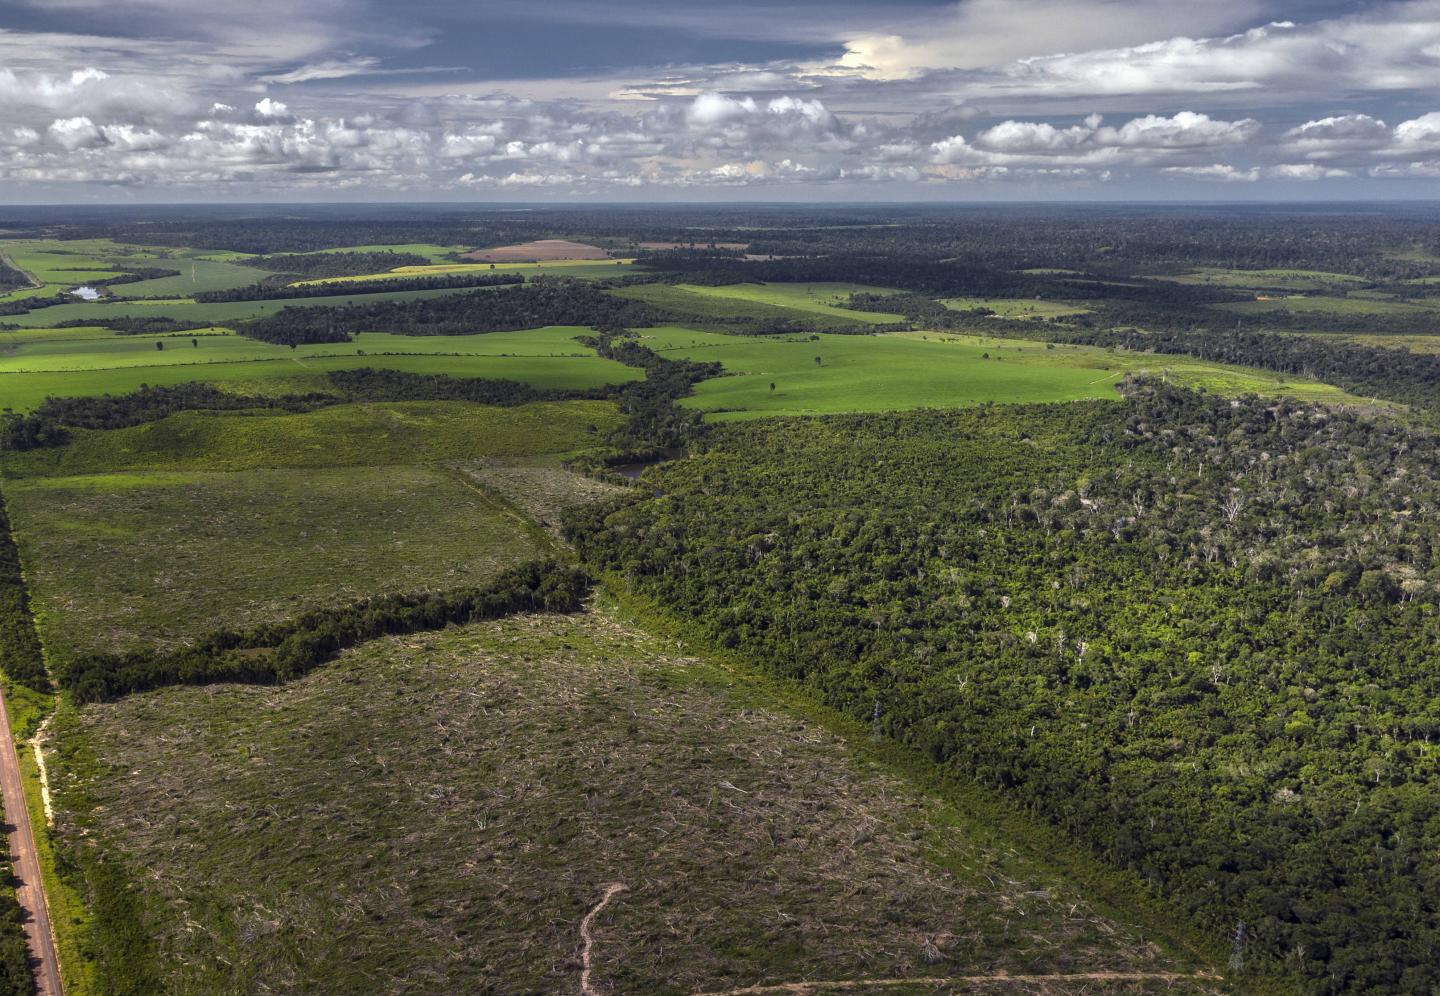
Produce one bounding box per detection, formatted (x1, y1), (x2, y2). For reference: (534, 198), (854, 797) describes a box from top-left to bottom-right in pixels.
(0, 673), (97, 995)
(14, 701), (96, 996)
(591, 576), (1295, 995)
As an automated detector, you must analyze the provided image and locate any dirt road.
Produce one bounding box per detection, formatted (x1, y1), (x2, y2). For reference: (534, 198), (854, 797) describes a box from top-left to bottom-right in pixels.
(0, 684), (63, 996)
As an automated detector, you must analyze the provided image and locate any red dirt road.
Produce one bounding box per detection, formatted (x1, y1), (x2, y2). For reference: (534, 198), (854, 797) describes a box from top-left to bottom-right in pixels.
(0, 683), (62, 996)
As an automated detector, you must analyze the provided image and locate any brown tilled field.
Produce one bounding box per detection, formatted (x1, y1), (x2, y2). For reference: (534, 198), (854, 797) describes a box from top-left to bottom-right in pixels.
(463, 239), (612, 261)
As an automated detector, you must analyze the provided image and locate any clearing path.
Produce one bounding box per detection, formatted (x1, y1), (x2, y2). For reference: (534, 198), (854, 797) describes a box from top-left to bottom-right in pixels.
(0, 682), (62, 996)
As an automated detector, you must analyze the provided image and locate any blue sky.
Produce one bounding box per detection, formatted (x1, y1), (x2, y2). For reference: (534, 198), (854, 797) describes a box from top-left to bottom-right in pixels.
(1, 0), (1439, 200)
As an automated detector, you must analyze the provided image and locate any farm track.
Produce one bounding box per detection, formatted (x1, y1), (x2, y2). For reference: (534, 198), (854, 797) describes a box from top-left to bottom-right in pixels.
(0, 249), (42, 290)
(0, 681), (62, 995)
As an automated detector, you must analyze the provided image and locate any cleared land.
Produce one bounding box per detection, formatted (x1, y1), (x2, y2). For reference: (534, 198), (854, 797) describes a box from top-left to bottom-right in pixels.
(5, 465), (544, 661)
(51, 607), (1216, 994)
(463, 238), (611, 261)
(640, 327), (1369, 420)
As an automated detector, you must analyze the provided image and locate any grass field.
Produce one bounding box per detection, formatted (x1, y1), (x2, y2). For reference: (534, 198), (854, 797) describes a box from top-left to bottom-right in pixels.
(0, 239), (270, 299)
(6, 465), (545, 661)
(0, 326), (639, 411)
(665, 282), (906, 324)
(941, 297), (1091, 318)
(1161, 267), (1371, 291)
(105, 258), (269, 298)
(1, 399), (621, 478)
(1217, 295), (1440, 317)
(1309, 333), (1440, 354)
(639, 327), (1367, 420)
(50, 606), (1215, 993)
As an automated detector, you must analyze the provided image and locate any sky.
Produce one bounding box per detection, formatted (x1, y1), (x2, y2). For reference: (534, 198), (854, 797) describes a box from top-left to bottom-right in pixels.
(1, 0), (1440, 201)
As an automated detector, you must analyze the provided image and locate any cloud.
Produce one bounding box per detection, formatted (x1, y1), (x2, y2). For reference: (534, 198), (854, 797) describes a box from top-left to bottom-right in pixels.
(1282, 114), (1391, 158)
(1393, 111), (1440, 153)
(48, 115), (106, 150)
(1265, 163), (1352, 180)
(254, 98), (291, 120)
(1162, 163), (1259, 181)
(1095, 111), (1260, 148)
(835, 0), (1265, 78)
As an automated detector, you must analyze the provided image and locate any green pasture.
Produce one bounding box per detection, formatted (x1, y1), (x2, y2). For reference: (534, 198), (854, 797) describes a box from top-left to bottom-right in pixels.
(0, 239), (267, 298)
(639, 328), (1370, 420)
(106, 258), (269, 298)
(0, 326), (635, 410)
(1, 398), (622, 479)
(665, 282), (905, 324)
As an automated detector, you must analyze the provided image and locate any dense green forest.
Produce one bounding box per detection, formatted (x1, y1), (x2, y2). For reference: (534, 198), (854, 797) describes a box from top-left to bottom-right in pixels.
(246, 251), (432, 276)
(570, 383), (1440, 992)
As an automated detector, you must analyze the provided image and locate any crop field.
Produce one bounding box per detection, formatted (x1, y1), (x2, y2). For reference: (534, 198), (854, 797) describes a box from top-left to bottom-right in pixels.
(941, 297), (1091, 318)
(640, 327), (1367, 420)
(6, 465), (544, 661)
(51, 607), (1215, 994)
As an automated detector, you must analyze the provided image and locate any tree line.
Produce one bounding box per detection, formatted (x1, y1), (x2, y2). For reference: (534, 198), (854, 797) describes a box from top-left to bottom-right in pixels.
(236, 278), (665, 345)
(192, 270), (523, 303)
(567, 384), (1440, 991)
(64, 560), (590, 702)
(0, 492), (49, 691)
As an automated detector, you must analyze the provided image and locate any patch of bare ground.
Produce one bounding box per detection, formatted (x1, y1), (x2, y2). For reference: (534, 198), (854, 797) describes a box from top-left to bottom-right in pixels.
(56, 610), (1218, 994)
(458, 460), (627, 534)
(462, 239), (612, 262)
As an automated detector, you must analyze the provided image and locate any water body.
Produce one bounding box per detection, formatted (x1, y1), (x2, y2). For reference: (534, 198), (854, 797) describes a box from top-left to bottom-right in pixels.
(612, 447), (686, 481)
